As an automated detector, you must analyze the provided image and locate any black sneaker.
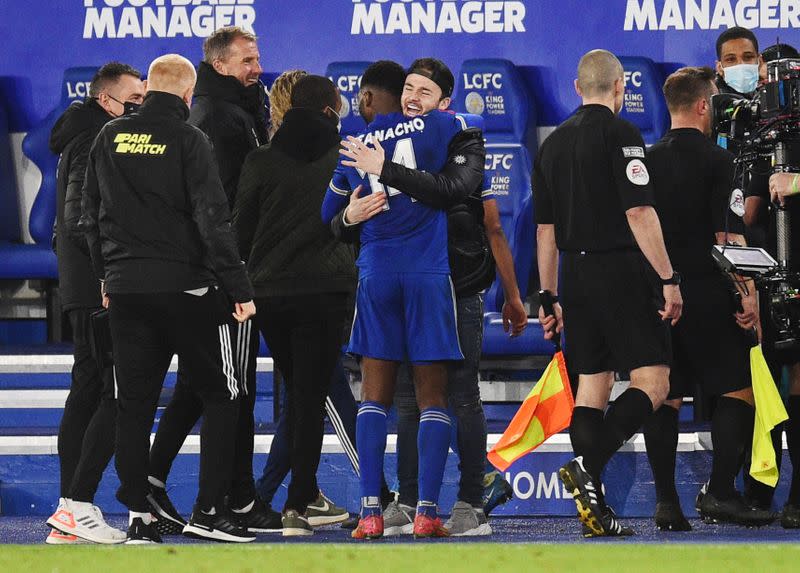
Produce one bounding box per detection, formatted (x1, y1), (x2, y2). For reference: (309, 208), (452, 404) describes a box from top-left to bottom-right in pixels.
(341, 513), (360, 530)
(781, 503), (800, 528)
(653, 501), (692, 532)
(231, 498), (282, 534)
(147, 484), (187, 536)
(125, 517), (162, 545)
(559, 456), (608, 537)
(183, 508), (256, 543)
(698, 491), (776, 526)
(580, 505), (635, 538)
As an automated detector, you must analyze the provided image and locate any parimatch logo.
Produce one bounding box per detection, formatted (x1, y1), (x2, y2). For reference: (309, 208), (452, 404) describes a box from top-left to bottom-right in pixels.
(114, 133), (167, 155)
(83, 0), (257, 39)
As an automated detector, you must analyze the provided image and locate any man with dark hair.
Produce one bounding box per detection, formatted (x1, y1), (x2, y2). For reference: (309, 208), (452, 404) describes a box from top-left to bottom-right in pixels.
(234, 74), (352, 536)
(146, 25), (276, 536)
(337, 58), (524, 537)
(644, 66), (773, 529)
(45, 62), (144, 545)
(536, 49), (682, 537)
(715, 26), (763, 97)
(80, 53), (257, 545)
(322, 60), (485, 541)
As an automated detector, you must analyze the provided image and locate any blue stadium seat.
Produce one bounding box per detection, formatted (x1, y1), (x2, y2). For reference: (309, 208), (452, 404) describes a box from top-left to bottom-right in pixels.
(618, 56), (670, 145)
(0, 99), (56, 280)
(325, 61), (371, 137)
(1, 67), (98, 280)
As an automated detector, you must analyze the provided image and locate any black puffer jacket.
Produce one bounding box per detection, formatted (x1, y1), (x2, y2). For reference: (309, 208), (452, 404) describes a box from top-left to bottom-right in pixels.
(50, 99), (110, 311)
(233, 108), (357, 297)
(189, 62), (269, 207)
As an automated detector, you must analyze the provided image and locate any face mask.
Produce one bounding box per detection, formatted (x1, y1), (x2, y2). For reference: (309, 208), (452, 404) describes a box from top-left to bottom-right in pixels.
(723, 63), (759, 95)
(325, 105), (342, 133)
(106, 94), (141, 116)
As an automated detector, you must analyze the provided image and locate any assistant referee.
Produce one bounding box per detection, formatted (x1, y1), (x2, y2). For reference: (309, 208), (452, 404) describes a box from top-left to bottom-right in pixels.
(534, 49), (682, 537)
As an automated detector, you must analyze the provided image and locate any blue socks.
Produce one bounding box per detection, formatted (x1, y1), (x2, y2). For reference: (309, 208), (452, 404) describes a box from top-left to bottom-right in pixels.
(417, 407), (452, 517)
(357, 401), (387, 517)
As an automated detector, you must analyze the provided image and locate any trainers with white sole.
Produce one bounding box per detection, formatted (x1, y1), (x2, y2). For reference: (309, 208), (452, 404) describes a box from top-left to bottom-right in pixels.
(45, 527), (88, 545)
(306, 491), (348, 526)
(383, 501), (415, 536)
(445, 501), (492, 536)
(48, 500), (126, 544)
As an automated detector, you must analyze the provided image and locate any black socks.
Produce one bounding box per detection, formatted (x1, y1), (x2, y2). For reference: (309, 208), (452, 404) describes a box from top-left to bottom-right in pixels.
(709, 396), (754, 501)
(643, 405), (680, 504)
(786, 396), (800, 505)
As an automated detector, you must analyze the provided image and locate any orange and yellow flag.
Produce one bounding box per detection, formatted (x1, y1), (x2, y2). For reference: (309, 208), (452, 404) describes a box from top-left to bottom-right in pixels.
(487, 351), (574, 471)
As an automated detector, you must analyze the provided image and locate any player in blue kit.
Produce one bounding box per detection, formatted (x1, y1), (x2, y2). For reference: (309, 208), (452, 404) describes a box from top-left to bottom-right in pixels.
(321, 60), (467, 540)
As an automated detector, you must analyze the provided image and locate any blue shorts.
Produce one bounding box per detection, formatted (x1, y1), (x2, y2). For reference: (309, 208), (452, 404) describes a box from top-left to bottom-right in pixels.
(348, 272), (463, 363)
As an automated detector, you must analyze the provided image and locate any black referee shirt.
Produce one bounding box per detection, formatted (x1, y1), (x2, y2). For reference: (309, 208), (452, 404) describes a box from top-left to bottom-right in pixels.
(533, 104), (655, 252)
(648, 128), (743, 277)
(746, 168), (800, 270)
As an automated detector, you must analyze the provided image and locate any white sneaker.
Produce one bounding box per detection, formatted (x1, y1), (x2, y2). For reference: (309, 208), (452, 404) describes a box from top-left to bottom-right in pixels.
(45, 528), (89, 545)
(66, 501), (127, 544)
(383, 500), (415, 536)
(46, 498), (76, 535)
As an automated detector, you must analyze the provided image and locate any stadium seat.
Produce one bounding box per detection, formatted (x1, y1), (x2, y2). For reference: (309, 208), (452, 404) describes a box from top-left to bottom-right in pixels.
(0, 99), (57, 280)
(325, 61), (371, 136)
(618, 56), (670, 145)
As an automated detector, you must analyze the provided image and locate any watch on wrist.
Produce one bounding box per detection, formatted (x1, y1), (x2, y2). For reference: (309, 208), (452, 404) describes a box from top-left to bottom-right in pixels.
(660, 271), (681, 286)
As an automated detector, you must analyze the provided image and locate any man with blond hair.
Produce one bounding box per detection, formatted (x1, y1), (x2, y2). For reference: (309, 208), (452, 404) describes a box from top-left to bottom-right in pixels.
(80, 54), (256, 544)
(534, 49), (682, 537)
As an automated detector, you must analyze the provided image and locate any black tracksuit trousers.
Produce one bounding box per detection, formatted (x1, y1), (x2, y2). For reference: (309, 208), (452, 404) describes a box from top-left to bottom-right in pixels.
(109, 289), (240, 513)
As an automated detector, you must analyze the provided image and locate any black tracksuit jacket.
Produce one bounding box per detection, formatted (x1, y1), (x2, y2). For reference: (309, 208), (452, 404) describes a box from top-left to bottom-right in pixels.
(79, 91), (253, 303)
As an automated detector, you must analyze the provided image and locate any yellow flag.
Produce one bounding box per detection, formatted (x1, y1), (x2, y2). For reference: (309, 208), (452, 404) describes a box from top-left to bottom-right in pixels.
(750, 345), (789, 487)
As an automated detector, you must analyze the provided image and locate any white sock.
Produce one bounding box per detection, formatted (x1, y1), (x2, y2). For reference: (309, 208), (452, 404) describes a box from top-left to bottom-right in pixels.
(129, 511), (152, 525)
(232, 500), (255, 514)
(148, 476), (166, 489)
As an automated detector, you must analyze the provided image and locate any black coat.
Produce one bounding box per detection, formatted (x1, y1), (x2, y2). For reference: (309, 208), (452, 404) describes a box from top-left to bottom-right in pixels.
(50, 99), (110, 311)
(233, 108), (357, 298)
(189, 62), (269, 207)
(79, 91), (253, 303)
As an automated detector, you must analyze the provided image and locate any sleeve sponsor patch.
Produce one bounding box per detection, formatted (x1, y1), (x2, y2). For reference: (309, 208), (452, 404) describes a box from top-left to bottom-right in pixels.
(626, 159), (650, 186)
(622, 146), (645, 158)
(730, 188), (745, 217)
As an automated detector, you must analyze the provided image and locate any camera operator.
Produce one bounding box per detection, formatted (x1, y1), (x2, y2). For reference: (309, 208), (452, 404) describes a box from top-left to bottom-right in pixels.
(644, 67), (773, 529)
(737, 43), (800, 528)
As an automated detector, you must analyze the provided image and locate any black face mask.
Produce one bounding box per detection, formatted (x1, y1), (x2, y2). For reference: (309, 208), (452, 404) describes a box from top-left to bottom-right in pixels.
(105, 94), (141, 116)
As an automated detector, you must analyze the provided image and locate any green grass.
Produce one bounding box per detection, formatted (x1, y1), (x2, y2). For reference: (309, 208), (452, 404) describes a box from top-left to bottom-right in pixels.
(2, 544), (799, 573)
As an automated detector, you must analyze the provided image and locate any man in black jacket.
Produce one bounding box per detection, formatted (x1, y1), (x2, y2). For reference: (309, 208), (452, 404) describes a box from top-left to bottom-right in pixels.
(233, 75), (352, 536)
(79, 54), (256, 545)
(146, 25), (276, 534)
(45, 62), (144, 546)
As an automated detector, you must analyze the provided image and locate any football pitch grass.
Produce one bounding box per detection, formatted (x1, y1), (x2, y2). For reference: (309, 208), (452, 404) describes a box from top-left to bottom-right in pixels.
(1, 544), (799, 573)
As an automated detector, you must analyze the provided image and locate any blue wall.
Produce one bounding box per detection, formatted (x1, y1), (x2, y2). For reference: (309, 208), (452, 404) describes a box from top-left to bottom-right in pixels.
(1, 1), (796, 132)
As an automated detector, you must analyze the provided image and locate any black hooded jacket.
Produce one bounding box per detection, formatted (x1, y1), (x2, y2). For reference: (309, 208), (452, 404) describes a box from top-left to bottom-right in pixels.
(233, 108), (357, 297)
(50, 98), (111, 311)
(189, 62), (269, 207)
(79, 91), (253, 303)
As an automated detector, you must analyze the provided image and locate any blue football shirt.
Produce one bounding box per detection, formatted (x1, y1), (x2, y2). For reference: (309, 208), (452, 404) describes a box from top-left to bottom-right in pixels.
(325, 111), (467, 277)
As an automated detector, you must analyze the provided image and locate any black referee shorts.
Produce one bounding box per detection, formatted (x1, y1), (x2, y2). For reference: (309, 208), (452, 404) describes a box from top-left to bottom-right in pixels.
(668, 275), (753, 399)
(561, 250), (671, 375)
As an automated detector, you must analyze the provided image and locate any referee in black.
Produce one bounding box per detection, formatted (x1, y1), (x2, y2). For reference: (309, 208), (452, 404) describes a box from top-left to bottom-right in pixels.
(80, 54), (256, 544)
(643, 66), (774, 529)
(534, 49), (682, 537)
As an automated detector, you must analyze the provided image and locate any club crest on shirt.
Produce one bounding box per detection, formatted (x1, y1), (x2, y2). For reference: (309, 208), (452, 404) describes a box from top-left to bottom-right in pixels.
(626, 159), (650, 186)
(622, 146), (645, 158)
(730, 188), (745, 217)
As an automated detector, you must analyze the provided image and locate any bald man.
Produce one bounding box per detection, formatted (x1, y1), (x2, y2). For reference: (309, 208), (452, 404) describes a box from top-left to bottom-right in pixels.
(79, 54), (256, 544)
(533, 49), (681, 537)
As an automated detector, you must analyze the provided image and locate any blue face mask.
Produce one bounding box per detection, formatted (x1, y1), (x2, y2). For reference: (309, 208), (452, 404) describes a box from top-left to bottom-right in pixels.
(723, 63), (759, 95)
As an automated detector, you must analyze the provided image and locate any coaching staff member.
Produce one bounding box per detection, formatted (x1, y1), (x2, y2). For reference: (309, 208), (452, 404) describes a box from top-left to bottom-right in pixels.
(535, 49), (682, 537)
(147, 25), (274, 535)
(80, 54), (256, 545)
(643, 67), (773, 530)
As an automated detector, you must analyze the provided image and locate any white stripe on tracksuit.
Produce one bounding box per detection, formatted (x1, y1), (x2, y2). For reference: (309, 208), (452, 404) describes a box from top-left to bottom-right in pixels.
(218, 325), (238, 400)
(326, 396), (359, 477)
(236, 321), (252, 395)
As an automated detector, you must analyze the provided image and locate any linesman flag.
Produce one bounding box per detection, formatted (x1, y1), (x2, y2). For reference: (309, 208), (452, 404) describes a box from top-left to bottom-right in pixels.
(488, 349), (574, 471)
(749, 344), (789, 487)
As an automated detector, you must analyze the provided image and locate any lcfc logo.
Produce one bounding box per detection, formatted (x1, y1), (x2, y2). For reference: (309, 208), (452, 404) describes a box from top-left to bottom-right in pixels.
(465, 92), (485, 115)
